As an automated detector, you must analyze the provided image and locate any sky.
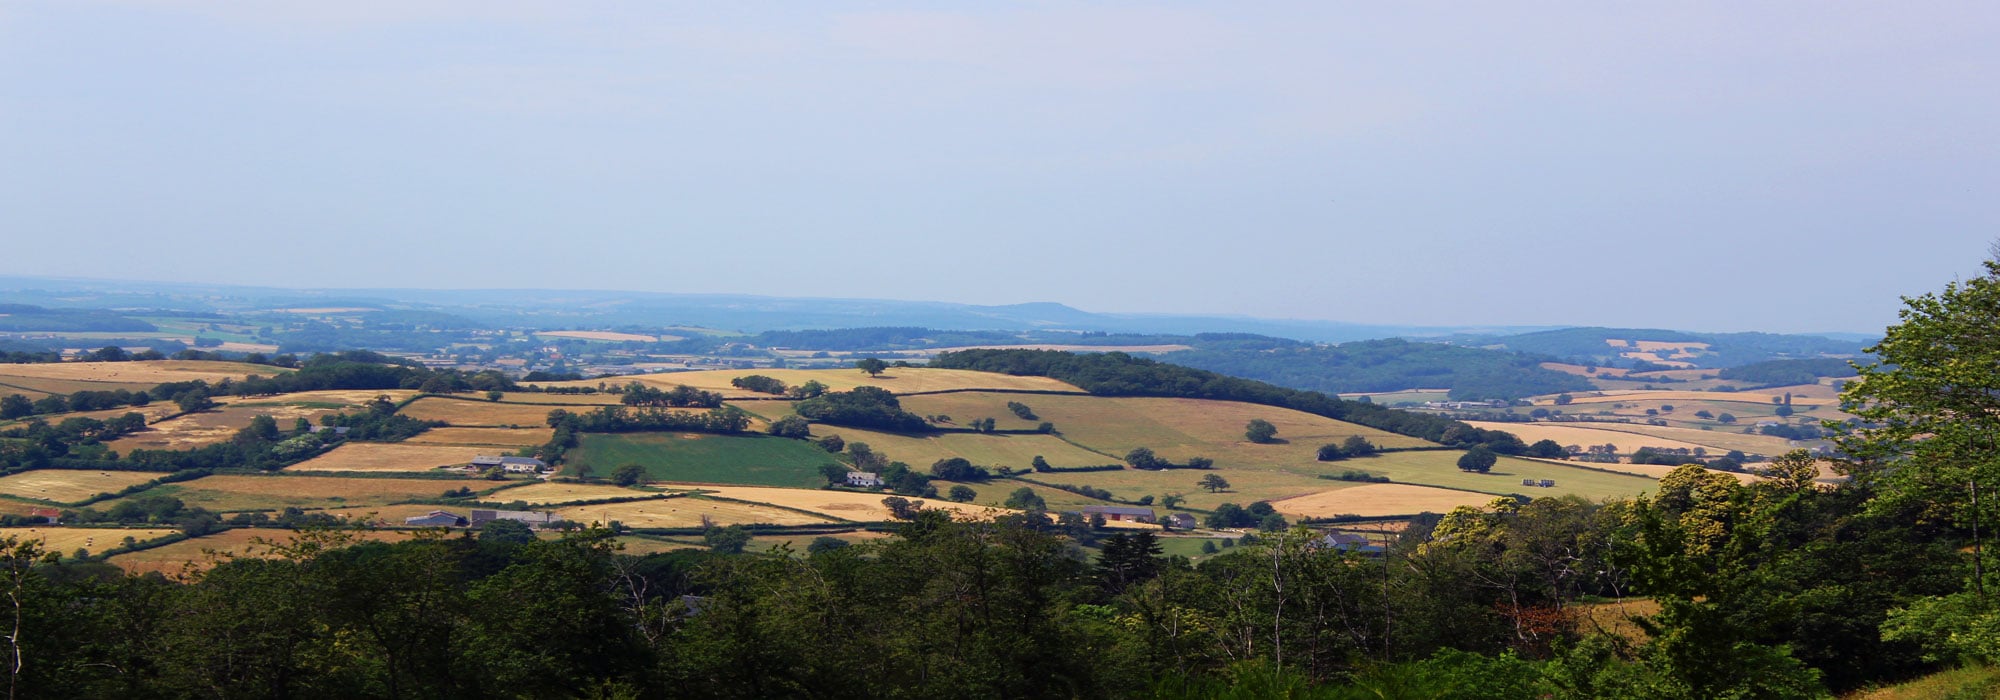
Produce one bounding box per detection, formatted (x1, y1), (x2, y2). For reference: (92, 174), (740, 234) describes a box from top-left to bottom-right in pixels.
(2, 2), (1995, 334)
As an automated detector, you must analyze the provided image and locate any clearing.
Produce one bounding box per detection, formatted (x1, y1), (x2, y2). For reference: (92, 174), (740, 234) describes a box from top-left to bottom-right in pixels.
(1271, 483), (1500, 518)
(569, 433), (841, 488)
(0, 470), (163, 504)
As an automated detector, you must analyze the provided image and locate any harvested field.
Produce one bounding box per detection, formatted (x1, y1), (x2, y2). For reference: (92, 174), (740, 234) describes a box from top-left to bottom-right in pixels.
(114, 475), (461, 511)
(1025, 395), (1434, 454)
(747, 529), (892, 553)
(1271, 483), (1500, 518)
(1541, 363), (1630, 377)
(237, 389), (419, 406)
(1463, 421), (1712, 454)
(1568, 461), (1761, 483)
(107, 529), (420, 576)
(1573, 598), (1661, 644)
(534, 330), (668, 342)
(556, 496), (838, 529)
(402, 427), (553, 448)
(109, 404), (349, 452)
(489, 482), (663, 506)
(0, 470), (163, 504)
(1546, 390), (1832, 407)
(490, 393), (623, 406)
(0, 527), (177, 554)
(0, 360), (283, 385)
(697, 485), (1003, 521)
(1541, 422), (1798, 456)
(914, 344), (1191, 355)
(611, 536), (701, 555)
(1025, 467), (1358, 512)
(532, 368), (1085, 398)
(283, 443), (495, 473)
(399, 397), (566, 426)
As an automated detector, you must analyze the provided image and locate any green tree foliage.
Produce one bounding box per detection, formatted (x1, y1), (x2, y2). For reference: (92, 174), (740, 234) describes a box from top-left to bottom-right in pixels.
(1003, 487), (1045, 511)
(795, 387), (931, 432)
(767, 415), (811, 439)
(948, 485), (976, 502)
(1244, 419), (1278, 444)
(1125, 447), (1164, 470)
(610, 464), (646, 487)
(703, 524), (752, 554)
(1197, 474), (1230, 493)
(929, 457), (989, 482)
(1006, 401), (1037, 420)
(1456, 446), (1497, 473)
(855, 357), (888, 377)
(729, 374), (788, 394)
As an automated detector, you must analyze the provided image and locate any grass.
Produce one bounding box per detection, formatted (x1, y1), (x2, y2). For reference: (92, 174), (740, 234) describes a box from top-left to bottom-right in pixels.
(0, 359), (284, 385)
(485, 482), (663, 506)
(1027, 467), (1354, 511)
(532, 367), (1086, 398)
(282, 443), (498, 473)
(810, 427), (1118, 471)
(1844, 665), (2000, 700)
(105, 528), (420, 576)
(1271, 483), (1499, 518)
(1156, 536), (1234, 560)
(1463, 421), (1715, 454)
(0, 470), (163, 504)
(570, 433), (842, 488)
(105, 475), (461, 511)
(1572, 597), (1661, 644)
(695, 485), (1002, 521)
(108, 404), (350, 452)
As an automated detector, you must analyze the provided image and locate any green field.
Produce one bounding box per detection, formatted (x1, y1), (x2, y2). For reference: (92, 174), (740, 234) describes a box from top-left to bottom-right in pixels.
(811, 427), (1117, 471)
(570, 433), (842, 488)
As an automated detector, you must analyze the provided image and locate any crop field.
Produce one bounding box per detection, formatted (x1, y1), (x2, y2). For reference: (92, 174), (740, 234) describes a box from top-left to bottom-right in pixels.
(237, 389), (419, 407)
(1546, 389), (1832, 407)
(533, 367), (1086, 398)
(283, 443), (494, 473)
(746, 530), (892, 553)
(570, 433), (841, 488)
(1542, 363), (1630, 377)
(108, 404), (350, 452)
(1027, 467), (1360, 511)
(0, 376), (156, 395)
(724, 400), (797, 423)
(0, 360), (284, 387)
(697, 486), (1003, 521)
(915, 343), (1192, 355)
(1012, 396), (1432, 469)
(1542, 421), (1798, 456)
(491, 393), (623, 406)
(1564, 460), (1762, 483)
(317, 503), (479, 525)
(0, 469), (163, 504)
(398, 397), (566, 426)
(1463, 421), (1713, 454)
(0, 527), (178, 554)
(1572, 598), (1661, 644)
(106, 528), (420, 576)
(1335, 390), (1450, 406)
(116, 475), (457, 511)
(954, 480), (1108, 511)
(1271, 483), (1501, 518)
(556, 496), (837, 529)
(1340, 452), (1660, 498)
(488, 482), (664, 505)
(402, 427), (553, 447)
(811, 427), (1117, 471)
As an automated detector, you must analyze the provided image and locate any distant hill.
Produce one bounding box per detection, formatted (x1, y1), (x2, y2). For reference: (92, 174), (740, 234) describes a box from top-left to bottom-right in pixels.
(1448, 327), (1871, 369)
(0, 304), (156, 333)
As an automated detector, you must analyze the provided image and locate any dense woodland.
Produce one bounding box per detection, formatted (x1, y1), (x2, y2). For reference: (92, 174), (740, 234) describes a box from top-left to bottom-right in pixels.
(1168, 335), (1594, 401)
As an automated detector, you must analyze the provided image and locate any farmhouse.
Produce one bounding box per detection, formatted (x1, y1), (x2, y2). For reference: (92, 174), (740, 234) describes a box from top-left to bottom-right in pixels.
(472, 455), (547, 473)
(845, 471), (882, 488)
(27, 507), (59, 525)
(470, 509), (564, 528)
(1162, 513), (1198, 530)
(307, 426), (351, 436)
(1315, 532), (1385, 556)
(1082, 505), (1155, 523)
(404, 510), (466, 527)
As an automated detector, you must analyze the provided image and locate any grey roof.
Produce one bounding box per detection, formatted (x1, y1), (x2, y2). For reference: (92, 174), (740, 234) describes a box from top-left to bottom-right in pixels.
(472, 455), (544, 466)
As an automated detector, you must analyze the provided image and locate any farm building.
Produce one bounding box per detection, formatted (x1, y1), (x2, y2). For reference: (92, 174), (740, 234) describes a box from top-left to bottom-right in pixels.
(307, 426), (351, 436)
(27, 507), (59, 525)
(1162, 513), (1198, 530)
(1082, 505), (1155, 523)
(472, 455), (547, 473)
(470, 509), (564, 528)
(845, 471), (882, 488)
(1315, 532), (1385, 556)
(404, 510), (466, 527)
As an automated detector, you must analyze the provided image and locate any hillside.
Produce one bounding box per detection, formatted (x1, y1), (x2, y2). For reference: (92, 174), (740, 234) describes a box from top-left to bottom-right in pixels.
(1452, 327), (1871, 369)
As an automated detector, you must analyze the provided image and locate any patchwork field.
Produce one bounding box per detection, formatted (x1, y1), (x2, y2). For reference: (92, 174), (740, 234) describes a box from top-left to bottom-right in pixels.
(0, 469), (163, 504)
(697, 485), (1004, 521)
(112, 475), (459, 511)
(1532, 421), (1798, 456)
(109, 404), (350, 452)
(556, 495), (837, 529)
(1271, 483), (1500, 518)
(533, 367), (1086, 398)
(570, 433), (841, 488)
(0, 360), (284, 386)
(490, 393), (623, 406)
(1022, 467), (1358, 512)
(0, 527), (178, 554)
(399, 397), (566, 426)
(534, 330), (666, 342)
(402, 427), (554, 447)
(1546, 390), (1832, 407)
(283, 443), (493, 473)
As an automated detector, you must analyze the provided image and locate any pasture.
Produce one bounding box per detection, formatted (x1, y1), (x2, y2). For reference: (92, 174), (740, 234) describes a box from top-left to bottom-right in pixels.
(1025, 467), (1356, 512)
(1017, 395), (1433, 466)
(1463, 421), (1713, 454)
(115, 475), (457, 511)
(0, 470), (163, 504)
(1537, 421), (1798, 456)
(555, 496), (836, 529)
(0, 360), (285, 395)
(696, 485), (1003, 521)
(106, 528), (420, 576)
(569, 433), (840, 488)
(402, 427), (554, 447)
(1271, 483), (1499, 518)
(490, 393), (623, 406)
(532, 367), (1086, 398)
(109, 404), (349, 452)
(282, 443), (491, 473)
(398, 397), (565, 426)
(1546, 389), (1832, 407)
(0, 527), (178, 554)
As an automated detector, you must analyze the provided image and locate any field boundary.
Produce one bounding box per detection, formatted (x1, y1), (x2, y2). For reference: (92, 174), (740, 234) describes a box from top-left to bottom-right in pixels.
(687, 494), (856, 524)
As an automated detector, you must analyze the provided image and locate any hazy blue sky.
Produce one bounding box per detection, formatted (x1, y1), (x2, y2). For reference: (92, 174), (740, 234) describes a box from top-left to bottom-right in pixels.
(3, 2), (1994, 333)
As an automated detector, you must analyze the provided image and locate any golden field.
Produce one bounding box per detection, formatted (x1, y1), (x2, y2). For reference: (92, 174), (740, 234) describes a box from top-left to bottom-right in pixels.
(113, 475), (461, 511)
(693, 485), (1004, 521)
(555, 496), (836, 529)
(282, 443), (493, 473)
(0, 470), (163, 504)
(401, 427), (554, 447)
(1270, 483), (1505, 519)
(0, 527), (178, 554)
(532, 367), (1086, 398)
